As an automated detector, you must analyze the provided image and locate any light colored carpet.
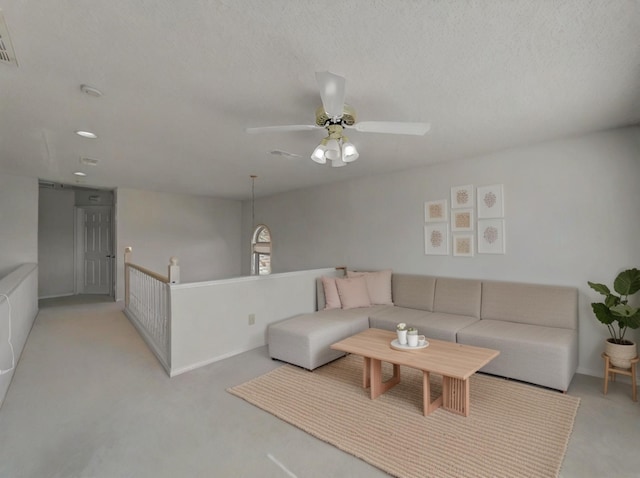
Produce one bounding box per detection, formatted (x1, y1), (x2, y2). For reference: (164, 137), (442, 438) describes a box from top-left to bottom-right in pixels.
(229, 354), (580, 478)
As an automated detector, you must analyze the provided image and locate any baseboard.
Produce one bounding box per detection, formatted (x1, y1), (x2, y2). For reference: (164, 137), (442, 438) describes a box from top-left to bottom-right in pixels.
(169, 347), (261, 377)
(38, 293), (74, 300)
(576, 366), (602, 378)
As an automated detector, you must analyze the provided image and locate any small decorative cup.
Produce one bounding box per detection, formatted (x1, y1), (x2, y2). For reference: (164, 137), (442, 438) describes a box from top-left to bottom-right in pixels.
(397, 329), (408, 345)
(407, 333), (419, 347)
(418, 335), (427, 346)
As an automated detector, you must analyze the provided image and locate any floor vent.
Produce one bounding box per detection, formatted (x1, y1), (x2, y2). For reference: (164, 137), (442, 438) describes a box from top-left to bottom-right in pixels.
(0, 11), (18, 67)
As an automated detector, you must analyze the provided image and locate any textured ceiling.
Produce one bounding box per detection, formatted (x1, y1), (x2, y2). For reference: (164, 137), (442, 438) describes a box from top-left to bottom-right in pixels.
(1, 1), (639, 199)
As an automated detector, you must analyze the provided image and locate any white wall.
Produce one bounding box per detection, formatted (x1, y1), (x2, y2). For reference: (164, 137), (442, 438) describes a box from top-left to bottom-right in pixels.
(38, 188), (75, 298)
(0, 175), (38, 278)
(116, 188), (242, 300)
(243, 127), (640, 378)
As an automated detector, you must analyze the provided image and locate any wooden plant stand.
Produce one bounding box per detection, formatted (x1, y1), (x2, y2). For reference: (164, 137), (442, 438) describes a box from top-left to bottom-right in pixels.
(602, 352), (638, 402)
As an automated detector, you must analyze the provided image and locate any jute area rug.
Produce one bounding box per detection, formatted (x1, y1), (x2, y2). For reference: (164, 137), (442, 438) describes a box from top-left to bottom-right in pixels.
(228, 354), (580, 478)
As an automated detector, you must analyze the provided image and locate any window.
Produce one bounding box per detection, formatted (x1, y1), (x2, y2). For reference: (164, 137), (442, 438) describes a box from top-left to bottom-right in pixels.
(251, 224), (272, 275)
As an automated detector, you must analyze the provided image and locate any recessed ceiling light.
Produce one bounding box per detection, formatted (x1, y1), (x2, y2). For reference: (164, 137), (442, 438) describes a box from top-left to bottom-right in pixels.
(75, 130), (97, 139)
(80, 84), (103, 97)
(73, 171), (87, 177)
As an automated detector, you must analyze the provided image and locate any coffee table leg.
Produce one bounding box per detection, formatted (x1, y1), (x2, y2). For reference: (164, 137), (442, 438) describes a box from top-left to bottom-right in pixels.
(442, 376), (470, 416)
(423, 371), (443, 416)
(369, 359), (401, 399)
(363, 357), (371, 389)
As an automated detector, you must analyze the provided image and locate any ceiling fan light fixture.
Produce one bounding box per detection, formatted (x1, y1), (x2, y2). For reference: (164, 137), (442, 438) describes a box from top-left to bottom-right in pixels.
(325, 138), (341, 161)
(311, 144), (327, 164)
(331, 156), (347, 168)
(341, 140), (359, 163)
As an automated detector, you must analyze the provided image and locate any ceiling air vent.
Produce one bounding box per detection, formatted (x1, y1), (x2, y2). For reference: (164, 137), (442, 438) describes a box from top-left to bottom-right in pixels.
(0, 11), (18, 67)
(80, 157), (99, 166)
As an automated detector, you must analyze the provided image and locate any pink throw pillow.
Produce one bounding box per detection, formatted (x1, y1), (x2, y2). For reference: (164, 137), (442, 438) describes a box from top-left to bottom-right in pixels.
(335, 276), (371, 309)
(346, 269), (393, 305)
(321, 276), (342, 310)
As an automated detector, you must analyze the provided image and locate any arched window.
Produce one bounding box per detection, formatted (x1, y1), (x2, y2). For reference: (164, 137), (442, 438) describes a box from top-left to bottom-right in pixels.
(251, 224), (272, 275)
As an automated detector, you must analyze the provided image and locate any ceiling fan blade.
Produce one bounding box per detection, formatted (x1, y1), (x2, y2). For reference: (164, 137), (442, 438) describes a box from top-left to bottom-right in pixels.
(350, 121), (431, 136)
(245, 125), (321, 134)
(315, 71), (346, 119)
(269, 150), (303, 159)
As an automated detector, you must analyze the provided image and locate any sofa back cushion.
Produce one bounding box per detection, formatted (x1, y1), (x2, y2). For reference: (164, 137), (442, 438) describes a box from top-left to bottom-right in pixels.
(391, 274), (436, 311)
(347, 269), (393, 305)
(433, 277), (482, 318)
(481, 281), (578, 329)
(335, 276), (371, 309)
(321, 276), (342, 310)
(316, 278), (326, 311)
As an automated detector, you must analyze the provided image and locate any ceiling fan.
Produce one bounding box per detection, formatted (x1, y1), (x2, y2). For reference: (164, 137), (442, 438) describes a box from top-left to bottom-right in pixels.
(246, 71), (430, 167)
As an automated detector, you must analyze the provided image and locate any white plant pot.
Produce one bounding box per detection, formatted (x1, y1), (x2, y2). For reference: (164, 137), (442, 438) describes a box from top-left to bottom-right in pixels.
(407, 334), (419, 347)
(605, 339), (637, 369)
(397, 329), (407, 345)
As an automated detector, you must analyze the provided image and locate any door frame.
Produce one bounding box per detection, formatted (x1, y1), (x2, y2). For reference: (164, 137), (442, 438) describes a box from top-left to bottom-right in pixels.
(74, 205), (115, 297)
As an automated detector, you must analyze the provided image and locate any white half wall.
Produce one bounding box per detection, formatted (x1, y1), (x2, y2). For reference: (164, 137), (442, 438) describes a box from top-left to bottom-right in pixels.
(243, 127), (640, 378)
(169, 268), (339, 375)
(0, 264), (38, 408)
(115, 188), (242, 301)
(0, 175), (38, 278)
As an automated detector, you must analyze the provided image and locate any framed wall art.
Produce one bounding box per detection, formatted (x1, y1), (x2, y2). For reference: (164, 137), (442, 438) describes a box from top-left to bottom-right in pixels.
(450, 185), (474, 209)
(477, 184), (504, 218)
(452, 208), (474, 232)
(453, 234), (474, 257)
(425, 224), (449, 255)
(424, 199), (448, 222)
(478, 219), (505, 254)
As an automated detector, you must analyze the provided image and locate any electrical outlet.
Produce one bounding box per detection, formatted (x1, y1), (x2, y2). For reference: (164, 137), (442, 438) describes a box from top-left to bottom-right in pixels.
(248, 313), (255, 325)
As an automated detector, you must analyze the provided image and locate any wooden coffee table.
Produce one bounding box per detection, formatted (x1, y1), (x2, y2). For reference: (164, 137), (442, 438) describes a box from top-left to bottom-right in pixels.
(331, 328), (499, 417)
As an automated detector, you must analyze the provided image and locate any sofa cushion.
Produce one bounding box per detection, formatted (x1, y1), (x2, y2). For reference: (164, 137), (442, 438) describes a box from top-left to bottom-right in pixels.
(433, 277), (482, 318)
(457, 319), (578, 391)
(411, 312), (480, 342)
(368, 307), (433, 331)
(368, 307), (479, 342)
(391, 274), (436, 311)
(347, 269), (393, 305)
(321, 276), (342, 310)
(267, 306), (390, 370)
(335, 276), (371, 309)
(481, 281), (578, 329)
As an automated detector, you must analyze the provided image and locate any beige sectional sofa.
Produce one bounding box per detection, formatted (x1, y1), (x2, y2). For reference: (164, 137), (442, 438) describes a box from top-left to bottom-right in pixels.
(267, 272), (578, 391)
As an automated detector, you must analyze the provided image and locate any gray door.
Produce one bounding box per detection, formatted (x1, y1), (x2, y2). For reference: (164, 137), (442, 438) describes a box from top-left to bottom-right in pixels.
(82, 207), (113, 294)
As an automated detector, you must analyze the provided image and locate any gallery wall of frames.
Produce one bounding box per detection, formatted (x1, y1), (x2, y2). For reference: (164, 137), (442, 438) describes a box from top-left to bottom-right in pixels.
(424, 184), (505, 257)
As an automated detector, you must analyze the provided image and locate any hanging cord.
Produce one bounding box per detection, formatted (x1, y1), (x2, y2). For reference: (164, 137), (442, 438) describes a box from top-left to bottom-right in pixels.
(251, 175), (257, 227)
(0, 294), (15, 376)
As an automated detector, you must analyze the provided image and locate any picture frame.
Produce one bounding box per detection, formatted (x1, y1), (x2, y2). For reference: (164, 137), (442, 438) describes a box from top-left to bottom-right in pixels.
(451, 208), (474, 232)
(450, 185), (474, 209)
(424, 199), (448, 222)
(477, 184), (504, 218)
(477, 219), (505, 254)
(453, 234), (474, 257)
(424, 224), (449, 255)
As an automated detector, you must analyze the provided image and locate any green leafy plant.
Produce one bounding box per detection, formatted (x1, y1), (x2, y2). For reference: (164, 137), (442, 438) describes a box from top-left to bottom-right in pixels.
(588, 268), (640, 344)
(407, 327), (418, 335)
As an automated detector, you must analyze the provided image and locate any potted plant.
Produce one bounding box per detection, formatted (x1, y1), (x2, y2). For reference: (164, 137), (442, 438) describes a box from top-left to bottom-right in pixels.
(588, 268), (640, 368)
(396, 323), (407, 345)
